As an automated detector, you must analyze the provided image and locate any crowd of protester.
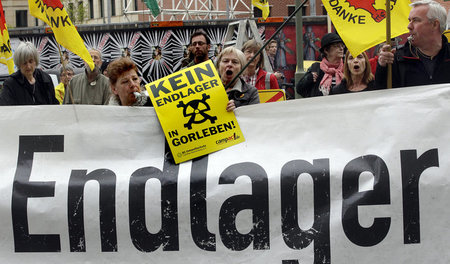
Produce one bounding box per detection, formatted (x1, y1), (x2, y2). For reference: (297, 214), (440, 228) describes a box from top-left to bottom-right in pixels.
(0, 0), (449, 109)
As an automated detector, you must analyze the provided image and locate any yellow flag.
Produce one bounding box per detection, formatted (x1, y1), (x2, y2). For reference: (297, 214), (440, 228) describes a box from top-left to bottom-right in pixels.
(28, 0), (94, 70)
(322, 0), (411, 56)
(253, 0), (270, 20)
(0, 0), (14, 74)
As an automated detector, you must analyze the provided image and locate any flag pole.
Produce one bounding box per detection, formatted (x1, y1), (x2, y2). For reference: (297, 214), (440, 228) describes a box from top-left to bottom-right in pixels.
(386, 0), (392, 89)
(224, 0), (309, 90)
(57, 44), (79, 121)
(327, 15), (332, 33)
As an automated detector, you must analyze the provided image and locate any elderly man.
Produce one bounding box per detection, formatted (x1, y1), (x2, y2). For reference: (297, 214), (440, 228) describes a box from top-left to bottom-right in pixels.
(184, 29), (211, 68)
(63, 49), (110, 105)
(376, 0), (450, 88)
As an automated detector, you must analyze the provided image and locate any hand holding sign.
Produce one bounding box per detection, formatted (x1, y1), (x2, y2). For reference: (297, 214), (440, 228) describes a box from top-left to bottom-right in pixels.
(145, 60), (245, 164)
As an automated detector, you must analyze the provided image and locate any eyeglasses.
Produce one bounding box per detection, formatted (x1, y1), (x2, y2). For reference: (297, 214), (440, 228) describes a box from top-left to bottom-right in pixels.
(192, 41), (206, 47)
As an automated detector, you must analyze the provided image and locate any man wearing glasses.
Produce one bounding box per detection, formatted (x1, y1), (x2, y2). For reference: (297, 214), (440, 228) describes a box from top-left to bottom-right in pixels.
(184, 29), (211, 68)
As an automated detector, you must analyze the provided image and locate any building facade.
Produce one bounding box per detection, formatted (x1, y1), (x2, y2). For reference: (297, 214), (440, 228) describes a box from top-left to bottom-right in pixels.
(3, 0), (450, 28)
(3, 0), (144, 27)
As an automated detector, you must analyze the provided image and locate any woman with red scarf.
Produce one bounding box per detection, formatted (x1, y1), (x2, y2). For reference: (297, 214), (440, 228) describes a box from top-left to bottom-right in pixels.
(296, 33), (345, 97)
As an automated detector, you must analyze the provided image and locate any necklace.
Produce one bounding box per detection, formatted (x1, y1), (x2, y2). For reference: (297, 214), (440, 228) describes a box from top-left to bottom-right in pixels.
(417, 48), (434, 60)
(411, 45), (435, 60)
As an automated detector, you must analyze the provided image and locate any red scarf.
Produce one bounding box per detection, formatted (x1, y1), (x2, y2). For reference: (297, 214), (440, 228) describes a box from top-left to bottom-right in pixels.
(319, 58), (344, 95)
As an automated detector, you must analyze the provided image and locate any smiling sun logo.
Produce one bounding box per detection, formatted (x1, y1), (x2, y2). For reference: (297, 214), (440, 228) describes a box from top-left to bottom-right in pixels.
(41, 0), (64, 10)
(346, 0), (386, 23)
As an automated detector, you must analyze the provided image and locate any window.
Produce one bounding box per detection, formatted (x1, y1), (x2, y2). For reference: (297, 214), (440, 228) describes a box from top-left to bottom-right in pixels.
(134, 0), (138, 11)
(288, 5), (295, 16)
(89, 0), (94, 18)
(67, 3), (75, 21)
(253, 6), (272, 18)
(78, 1), (85, 22)
(16, 10), (28, 28)
(288, 5), (307, 16)
(110, 0), (116, 16)
(253, 7), (261, 17)
(100, 0), (104, 18)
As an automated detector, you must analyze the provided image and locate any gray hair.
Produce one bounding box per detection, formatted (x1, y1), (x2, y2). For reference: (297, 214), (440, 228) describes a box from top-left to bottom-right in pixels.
(13, 41), (39, 68)
(411, 0), (447, 34)
(60, 65), (74, 75)
(88, 48), (102, 60)
(215, 46), (246, 70)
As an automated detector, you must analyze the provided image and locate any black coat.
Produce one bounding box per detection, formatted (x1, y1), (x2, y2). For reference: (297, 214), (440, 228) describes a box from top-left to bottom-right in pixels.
(296, 62), (325, 97)
(330, 79), (378, 94)
(0, 68), (58, 105)
(375, 35), (450, 89)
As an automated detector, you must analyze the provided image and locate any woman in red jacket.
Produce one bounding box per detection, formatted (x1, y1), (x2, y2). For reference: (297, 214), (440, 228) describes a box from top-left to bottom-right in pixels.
(241, 39), (279, 90)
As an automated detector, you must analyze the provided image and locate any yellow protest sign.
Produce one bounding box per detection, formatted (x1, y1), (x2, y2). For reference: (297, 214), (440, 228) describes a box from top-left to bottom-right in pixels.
(145, 60), (245, 164)
(258, 89), (286, 103)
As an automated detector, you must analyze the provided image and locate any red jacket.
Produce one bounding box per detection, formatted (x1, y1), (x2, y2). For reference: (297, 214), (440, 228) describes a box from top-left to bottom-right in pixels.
(369, 56), (378, 76)
(254, 68), (280, 90)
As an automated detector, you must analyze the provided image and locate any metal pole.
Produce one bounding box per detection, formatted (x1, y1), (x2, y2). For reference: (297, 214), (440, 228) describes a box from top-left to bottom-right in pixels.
(294, 0), (305, 98)
(209, 0), (213, 19)
(386, 0), (392, 88)
(224, 0), (309, 90)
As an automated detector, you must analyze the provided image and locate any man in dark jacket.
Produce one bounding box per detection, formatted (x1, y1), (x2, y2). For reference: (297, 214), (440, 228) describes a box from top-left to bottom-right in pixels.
(0, 41), (58, 105)
(184, 29), (211, 69)
(376, 0), (450, 88)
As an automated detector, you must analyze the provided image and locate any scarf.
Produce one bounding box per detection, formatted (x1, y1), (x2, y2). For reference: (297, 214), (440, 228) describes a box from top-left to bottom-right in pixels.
(108, 91), (149, 106)
(319, 58), (343, 95)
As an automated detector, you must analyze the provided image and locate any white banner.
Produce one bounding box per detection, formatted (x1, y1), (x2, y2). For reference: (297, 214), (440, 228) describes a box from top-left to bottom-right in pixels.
(1, 84), (450, 263)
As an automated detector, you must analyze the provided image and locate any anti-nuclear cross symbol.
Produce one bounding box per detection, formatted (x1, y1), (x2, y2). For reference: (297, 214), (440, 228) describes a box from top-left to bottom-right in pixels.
(177, 93), (218, 130)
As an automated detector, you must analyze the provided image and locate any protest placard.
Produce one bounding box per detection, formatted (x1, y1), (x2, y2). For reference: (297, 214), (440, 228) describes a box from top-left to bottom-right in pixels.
(145, 60), (245, 163)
